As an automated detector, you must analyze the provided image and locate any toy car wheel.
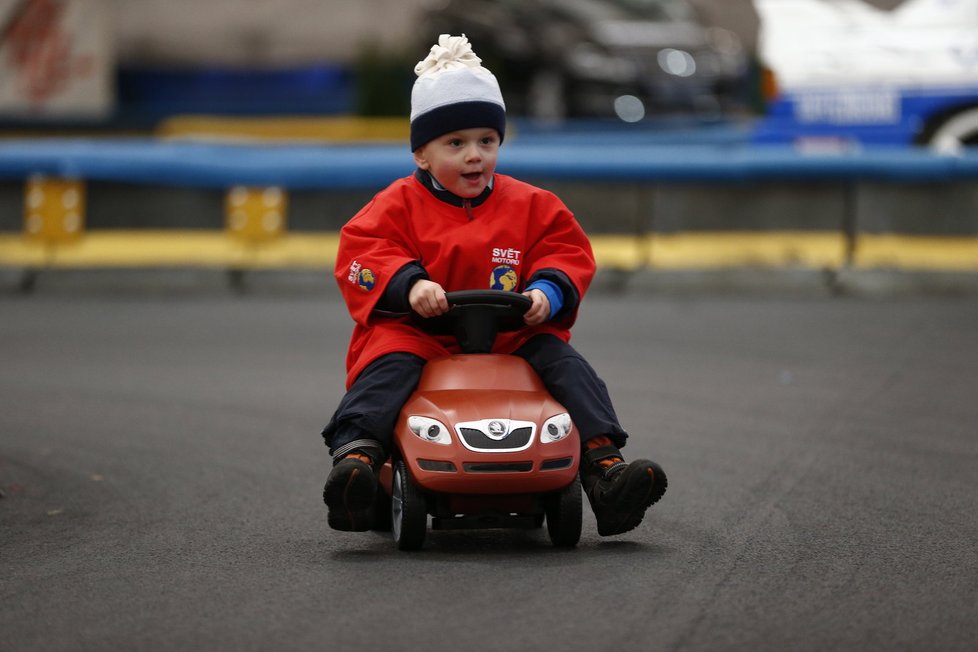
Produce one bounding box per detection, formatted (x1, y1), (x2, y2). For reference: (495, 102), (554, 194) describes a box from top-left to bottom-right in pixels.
(545, 477), (582, 548)
(391, 460), (427, 550)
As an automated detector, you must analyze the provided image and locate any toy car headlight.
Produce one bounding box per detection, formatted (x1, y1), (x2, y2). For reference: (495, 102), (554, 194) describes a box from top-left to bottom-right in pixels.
(407, 416), (452, 445)
(541, 413), (572, 443)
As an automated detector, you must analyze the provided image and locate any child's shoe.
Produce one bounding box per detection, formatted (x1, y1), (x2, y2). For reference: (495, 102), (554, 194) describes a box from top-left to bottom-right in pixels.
(323, 451), (380, 532)
(580, 437), (667, 536)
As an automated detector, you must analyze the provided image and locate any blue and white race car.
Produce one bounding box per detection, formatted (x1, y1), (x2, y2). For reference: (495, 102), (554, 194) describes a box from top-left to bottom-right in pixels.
(752, 0), (978, 151)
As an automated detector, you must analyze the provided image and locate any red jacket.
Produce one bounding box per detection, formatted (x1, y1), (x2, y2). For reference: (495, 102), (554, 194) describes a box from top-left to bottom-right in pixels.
(334, 173), (596, 388)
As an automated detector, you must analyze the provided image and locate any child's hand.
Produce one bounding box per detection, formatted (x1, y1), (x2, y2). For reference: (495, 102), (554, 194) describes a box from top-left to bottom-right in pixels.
(522, 289), (550, 326)
(409, 279), (449, 318)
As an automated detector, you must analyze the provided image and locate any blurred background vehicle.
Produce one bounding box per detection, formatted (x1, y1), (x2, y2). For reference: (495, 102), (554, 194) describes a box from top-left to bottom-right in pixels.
(0, 0), (755, 131)
(752, 0), (978, 150)
(418, 0), (751, 122)
(6, 0), (960, 143)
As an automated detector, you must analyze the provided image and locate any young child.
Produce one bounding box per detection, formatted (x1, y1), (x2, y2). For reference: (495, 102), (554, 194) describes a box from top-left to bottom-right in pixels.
(322, 34), (667, 537)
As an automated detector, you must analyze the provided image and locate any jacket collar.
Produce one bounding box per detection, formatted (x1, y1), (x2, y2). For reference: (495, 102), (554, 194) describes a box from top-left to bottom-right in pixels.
(415, 169), (494, 208)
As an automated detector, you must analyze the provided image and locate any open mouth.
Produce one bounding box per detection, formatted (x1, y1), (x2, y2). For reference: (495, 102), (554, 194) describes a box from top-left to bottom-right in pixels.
(462, 172), (482, 181)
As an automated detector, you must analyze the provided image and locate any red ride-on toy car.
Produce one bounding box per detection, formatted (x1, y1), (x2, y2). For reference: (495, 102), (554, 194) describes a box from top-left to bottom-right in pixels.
(374, 290), (582, 550)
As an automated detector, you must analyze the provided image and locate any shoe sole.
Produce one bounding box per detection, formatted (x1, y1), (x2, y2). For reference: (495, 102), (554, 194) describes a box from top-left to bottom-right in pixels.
(597, 460), (668, 537)
(323, 460), (377, 532)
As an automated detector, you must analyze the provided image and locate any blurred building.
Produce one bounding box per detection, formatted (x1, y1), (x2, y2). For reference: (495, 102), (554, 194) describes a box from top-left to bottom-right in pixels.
(111, 0), (425, 66)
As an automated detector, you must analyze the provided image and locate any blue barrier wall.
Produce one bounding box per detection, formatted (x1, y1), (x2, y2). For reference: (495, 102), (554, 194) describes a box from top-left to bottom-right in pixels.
(2, 139), (978, 190)
(2, 136), (976, 277)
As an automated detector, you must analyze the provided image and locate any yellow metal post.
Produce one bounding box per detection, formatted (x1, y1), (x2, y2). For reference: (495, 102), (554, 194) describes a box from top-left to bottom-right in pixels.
(225, 186), (288, 242)
(24, 176), (86, 243)
(224, 185), (289, 289)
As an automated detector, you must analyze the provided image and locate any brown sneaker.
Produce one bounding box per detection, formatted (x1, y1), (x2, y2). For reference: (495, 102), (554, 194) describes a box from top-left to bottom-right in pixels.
(323, 452), (379, 532)
(580, 440), (667, 537)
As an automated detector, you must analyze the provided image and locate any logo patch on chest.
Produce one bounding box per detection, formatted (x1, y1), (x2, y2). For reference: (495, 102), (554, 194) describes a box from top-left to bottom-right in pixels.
(490, 265), (518, 291)
(489, 247), (521, 291)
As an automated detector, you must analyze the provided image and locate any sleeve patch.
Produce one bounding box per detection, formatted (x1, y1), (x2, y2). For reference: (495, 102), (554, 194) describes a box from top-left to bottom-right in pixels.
(347, 260), (377, 291)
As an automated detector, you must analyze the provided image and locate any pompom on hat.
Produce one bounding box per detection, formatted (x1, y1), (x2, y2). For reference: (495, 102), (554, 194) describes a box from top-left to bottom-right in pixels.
(410, 34), (506, 151)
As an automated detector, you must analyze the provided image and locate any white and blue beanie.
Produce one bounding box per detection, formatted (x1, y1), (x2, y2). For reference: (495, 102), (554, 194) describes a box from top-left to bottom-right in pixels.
(410, 34), (506, 151)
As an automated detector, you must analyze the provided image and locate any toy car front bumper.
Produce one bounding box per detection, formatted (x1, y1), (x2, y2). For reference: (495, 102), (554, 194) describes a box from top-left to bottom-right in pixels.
(403, 433), (580, 495)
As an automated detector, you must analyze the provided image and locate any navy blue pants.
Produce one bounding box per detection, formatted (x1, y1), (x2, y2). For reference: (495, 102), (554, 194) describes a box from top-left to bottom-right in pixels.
(322, 334), (628, 461)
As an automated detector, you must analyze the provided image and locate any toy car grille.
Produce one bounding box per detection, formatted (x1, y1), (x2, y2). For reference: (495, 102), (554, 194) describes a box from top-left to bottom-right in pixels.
(462, 461), (533, 473)
(458, 426), (532, 451)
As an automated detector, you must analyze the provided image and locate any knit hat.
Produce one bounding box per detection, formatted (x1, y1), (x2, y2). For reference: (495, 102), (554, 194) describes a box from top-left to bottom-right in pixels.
(410, 34), (506, 151)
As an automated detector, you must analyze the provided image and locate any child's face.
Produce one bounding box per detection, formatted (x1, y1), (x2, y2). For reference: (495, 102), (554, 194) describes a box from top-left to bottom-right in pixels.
(413, 127), (500, 198)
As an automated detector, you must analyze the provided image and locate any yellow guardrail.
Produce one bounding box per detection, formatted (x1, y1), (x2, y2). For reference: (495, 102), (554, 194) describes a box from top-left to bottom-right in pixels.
(4, 226), (977, 272)
(156, 116), (411, 142)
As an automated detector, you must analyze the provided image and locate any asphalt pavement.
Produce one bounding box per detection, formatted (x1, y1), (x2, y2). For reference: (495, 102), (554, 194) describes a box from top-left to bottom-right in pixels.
(1, 279), (976, 651)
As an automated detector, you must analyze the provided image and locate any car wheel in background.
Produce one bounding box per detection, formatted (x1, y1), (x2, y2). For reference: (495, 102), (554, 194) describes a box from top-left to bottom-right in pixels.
(923, 105), (978, 154)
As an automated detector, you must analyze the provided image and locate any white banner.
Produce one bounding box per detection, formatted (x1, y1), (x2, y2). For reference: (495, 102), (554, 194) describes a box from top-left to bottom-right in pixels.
(0, 0), (114, 118)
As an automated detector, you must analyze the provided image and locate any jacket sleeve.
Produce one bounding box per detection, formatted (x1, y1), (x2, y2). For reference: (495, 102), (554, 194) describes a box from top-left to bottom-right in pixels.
(522, 194), (596, 326)
(526, 268), (579, 319)
(334, 194), (421, 326)
(375, 261), (429, 315)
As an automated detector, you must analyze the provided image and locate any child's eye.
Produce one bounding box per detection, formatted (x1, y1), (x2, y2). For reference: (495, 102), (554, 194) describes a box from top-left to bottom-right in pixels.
(448, 139), (462, 147)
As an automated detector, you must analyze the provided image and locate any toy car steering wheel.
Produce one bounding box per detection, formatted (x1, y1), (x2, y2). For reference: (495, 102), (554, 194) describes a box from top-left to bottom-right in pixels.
(418, 290), (532, 353)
